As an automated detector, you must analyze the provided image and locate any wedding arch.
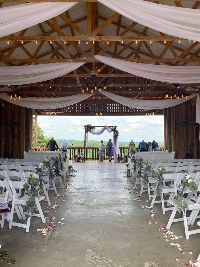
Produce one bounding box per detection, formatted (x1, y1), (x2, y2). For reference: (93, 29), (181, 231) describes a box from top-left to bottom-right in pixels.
(83, 125), (119, 162)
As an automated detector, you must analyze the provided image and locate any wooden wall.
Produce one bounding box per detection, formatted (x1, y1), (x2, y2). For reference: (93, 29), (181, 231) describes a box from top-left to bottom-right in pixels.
(0, 101), (32, 159)
(164, 97), (200, 159)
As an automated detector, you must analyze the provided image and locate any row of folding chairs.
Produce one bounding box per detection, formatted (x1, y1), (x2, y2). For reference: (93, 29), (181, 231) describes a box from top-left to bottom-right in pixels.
(131, 161), (200, 240)
(0, 159), (69, 232)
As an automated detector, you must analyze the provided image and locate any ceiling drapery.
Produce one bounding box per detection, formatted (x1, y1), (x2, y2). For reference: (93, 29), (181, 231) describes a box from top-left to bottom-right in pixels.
(101, 90), (196, 110)
(95, 55), (200, 84)
(99, 0), (200, 42)
(0, 62), (84, 85)
(1, 1), (200, 41)
(0, 2), (77, 37)
(0, 93), (92, 110)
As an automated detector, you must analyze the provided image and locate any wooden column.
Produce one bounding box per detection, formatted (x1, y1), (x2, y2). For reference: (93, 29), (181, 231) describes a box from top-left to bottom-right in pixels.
(25, 109), (33, 152)
(0, 100), (32, 159)
(164, 98), (200, 159)
(33, 112), (38, 148)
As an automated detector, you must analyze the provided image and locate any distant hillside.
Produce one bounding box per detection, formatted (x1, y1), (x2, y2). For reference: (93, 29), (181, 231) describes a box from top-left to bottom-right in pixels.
(57, 139), (164, 147)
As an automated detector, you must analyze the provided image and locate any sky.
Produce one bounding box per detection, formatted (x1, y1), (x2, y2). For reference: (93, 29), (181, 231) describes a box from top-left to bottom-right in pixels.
(37, 115), (164, 142)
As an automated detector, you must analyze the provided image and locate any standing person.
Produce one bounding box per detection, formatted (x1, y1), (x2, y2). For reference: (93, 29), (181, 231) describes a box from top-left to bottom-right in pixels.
(147, 142), (152, 151)
(106, 139), (113, 162)
(60, 140), (68, 159)
(152, 140), (159, 151)
(47, 137), (58, 151)
(99, 140), (105, 162)
(138, 140), (148, 152)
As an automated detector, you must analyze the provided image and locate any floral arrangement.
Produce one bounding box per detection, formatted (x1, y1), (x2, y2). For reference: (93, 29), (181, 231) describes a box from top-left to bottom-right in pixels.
(113, 129), (119, 141)
(0, 250), (15, 264)
(176, 173), (198, 212)
(140, 161), (152, 185)
(129, 140), (135, 148)
(85, 124), (95, 133)
(23, 173), (42, 213)
(154, 167), (165, 196)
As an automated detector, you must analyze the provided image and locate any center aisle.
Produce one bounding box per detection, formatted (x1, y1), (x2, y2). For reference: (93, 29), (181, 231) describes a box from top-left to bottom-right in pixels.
(6, 162), (194, 267)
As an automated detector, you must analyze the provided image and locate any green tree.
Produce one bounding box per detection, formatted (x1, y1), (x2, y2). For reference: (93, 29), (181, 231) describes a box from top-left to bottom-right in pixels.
(32, 119), (50, 148)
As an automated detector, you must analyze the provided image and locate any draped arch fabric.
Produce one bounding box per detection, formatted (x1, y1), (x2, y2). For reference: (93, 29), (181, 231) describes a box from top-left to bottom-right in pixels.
(99, 0), (200, 42)
(0, 62), (84, 85)
(0, 93), (92, 110)
(0, 2), (77, 37)
(95, 55), (200, 84)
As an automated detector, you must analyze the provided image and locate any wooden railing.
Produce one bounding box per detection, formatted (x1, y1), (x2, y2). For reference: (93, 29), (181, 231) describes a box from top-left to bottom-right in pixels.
(67, 147), (129, 160)
(32, 146), (129, 160)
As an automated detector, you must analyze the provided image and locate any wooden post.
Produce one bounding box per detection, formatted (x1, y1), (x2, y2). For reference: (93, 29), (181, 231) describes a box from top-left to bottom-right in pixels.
(83, 127), (87, 162)
(34, 112), (38, 148)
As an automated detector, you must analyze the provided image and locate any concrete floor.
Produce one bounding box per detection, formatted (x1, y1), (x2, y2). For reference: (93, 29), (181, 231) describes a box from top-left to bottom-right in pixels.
(1, 162), (200, 267)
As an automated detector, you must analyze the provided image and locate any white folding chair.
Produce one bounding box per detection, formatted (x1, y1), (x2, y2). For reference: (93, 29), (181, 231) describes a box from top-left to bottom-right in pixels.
(167, 195), (200, 240)
(6, 173), (46, 232)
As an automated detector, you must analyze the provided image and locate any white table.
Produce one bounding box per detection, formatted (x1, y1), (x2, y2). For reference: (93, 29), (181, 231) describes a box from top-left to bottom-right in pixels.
(135, 151), (175, 163)
(25, 151), (62, 161)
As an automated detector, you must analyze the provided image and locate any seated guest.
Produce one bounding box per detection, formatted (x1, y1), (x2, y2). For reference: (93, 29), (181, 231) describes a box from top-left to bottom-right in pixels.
(152, 140), (159, 151)
(138, 140), (148, 152)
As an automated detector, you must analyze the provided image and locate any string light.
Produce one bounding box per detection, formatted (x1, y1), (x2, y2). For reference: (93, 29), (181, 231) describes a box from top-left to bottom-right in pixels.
(107, 41), (110, 45)
(7, 41), (10, 45)
(21, 40), (24, 44)
(78, 40), (81, 44)
(121, 40), (124, 44)
(35, 40), (38, 44)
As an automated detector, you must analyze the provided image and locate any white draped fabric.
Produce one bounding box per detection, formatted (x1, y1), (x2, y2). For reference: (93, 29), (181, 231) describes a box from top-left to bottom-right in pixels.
(95, 55), (200, 84)
(0, 93), (92, 110)
(0, 2), (76, 37)
(88, 126), (114, 135)
(101, 91), (195, 110)
(99, 0), (200, 42)
(0, 62), (84, 85)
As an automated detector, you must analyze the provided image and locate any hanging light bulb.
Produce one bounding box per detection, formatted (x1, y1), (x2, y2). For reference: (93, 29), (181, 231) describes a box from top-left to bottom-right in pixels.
(104, 86), (107, 90)
(7, 40), (10, 45)
(91, 89), (94, 93)
(78, 40), (81, 44)
(121, 40), (124, 44)
(18, 96), (21, 101)
(86, 87), (89, 91)
(165, 94), (168, 98)
(10, 95), (13, 100)
(99, 88), (102, 92)
(35, 40), (38, 44)
(21, 40), (24, 44)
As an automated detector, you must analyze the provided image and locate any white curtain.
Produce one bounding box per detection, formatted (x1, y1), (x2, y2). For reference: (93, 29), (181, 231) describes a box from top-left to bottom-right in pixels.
(95, 55), (200, 84)
(0, 2), (76, 37)
(0, 62), (84, 85)
(99, 0), (200, 42)
(0, 93), (92, 110)
(101, 91), (196, 110)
